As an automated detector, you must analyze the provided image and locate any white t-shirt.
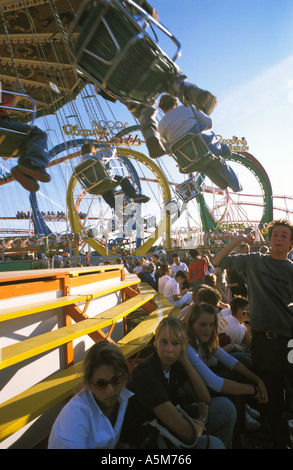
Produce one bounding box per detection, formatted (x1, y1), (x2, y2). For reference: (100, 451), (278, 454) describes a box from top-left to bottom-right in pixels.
(170, 262), (188, 278)
(163, 277), (193, 307)
(163, 277), (180, 302)
(217, 308), (246, 343)
(158, 105), (212, 145)
(158, 275), (171, 294)
(48, 387), (133, 449)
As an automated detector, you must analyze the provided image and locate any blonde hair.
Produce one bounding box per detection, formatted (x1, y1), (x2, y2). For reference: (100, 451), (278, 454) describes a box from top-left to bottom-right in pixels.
(155, 316), (187, 348)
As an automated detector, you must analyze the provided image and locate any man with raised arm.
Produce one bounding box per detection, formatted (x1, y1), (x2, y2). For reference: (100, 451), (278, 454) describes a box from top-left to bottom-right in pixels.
(212, 219), (293, 448)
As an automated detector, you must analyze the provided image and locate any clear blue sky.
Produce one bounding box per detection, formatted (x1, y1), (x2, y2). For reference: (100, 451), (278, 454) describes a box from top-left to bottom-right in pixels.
(149, 0), (293, 198)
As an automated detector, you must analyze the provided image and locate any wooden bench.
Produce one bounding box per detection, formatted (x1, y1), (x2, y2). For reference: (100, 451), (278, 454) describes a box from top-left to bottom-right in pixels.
(0, 291), (156, 370)
(0, 278), (140, 323)
(0, 287), (179, 445)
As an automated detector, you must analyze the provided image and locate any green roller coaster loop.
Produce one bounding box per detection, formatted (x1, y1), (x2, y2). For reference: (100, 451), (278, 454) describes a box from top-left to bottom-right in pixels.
(66, 147), (172, 256)
(115, 125), (273, 235)
(194, 151), (273, 233)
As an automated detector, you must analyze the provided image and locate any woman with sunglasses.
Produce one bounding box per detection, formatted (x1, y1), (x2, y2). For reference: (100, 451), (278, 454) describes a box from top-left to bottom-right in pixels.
(120, 316), (236, 449)
(48, 341), (133, 449)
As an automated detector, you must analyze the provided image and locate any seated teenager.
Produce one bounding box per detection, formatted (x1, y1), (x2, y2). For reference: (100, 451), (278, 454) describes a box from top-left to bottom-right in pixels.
(137, 262), (157, 290)
(218, 296), (251, 351)
(184, 302), (268, 447)
(120, 316), (236, 449)
(157, 263), (171, 294)
(163, 270), (193, 307)
(48, 341), (133, 449)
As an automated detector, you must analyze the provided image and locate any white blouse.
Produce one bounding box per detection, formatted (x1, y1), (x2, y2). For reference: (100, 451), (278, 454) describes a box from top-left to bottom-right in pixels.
(48, 387), (133, 449)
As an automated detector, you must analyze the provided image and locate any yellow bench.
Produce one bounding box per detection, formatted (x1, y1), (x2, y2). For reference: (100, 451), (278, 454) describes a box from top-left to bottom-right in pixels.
(0, 291), (156, 370)
(0, 278), (140, 323)
(0, 289), (179, 445)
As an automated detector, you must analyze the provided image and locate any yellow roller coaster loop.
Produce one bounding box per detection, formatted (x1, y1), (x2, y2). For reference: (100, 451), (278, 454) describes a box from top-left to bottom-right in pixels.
(66, 148), (172, 256)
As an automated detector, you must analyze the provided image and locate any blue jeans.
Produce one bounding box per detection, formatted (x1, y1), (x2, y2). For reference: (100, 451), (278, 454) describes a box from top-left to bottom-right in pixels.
(206, 396), (237, 449)
(195, 435), (225, 449)
(1, 117), (49, 167)
(102, 174), (137, 209)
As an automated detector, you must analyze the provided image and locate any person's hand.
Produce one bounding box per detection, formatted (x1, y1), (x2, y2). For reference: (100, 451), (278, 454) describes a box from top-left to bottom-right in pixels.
(197, 401), (209, 422)
(255, 380), (268, 404)
(238, 232), (255, 245)
(234, 344), (248, 354)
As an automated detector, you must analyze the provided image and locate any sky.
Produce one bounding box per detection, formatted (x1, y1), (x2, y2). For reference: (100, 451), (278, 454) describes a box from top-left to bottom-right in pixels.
(1, 0), (293, 233)
(148, 0), (293, 198)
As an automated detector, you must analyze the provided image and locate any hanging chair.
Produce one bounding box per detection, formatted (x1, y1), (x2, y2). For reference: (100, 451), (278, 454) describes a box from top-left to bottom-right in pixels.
(169, 133), (216, 175)
(67, 0), (181, 104)
(175, 177), (201, 203)
(175, 173), (205, 202)
(0, 90), (37, 158)
(74, 158), (120, 195)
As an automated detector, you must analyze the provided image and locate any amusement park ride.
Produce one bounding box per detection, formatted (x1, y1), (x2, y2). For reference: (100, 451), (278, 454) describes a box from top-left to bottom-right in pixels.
(0, 0), (292, 260)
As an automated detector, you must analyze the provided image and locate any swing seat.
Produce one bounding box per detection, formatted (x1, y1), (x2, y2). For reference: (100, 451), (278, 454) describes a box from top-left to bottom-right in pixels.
(170, 133), (213, 174)
(175, 178), (202, 202)
(0, 90), (36, 159)
(68, 0), (181, 104)
(74, 158), (119, 195)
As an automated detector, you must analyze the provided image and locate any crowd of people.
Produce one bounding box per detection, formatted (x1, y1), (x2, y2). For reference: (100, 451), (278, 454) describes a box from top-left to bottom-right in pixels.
(47, 218), (293, 450)
(16, 210), (88, 221)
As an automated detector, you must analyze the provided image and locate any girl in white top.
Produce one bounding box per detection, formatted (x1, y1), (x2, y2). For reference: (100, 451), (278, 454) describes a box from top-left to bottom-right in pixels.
(158, 263), (171, 294)
(48, 341), (133, 449)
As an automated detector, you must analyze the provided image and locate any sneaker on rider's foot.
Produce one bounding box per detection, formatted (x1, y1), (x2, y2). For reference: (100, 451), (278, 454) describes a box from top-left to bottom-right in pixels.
(132, 194), (150, 203)
(18, 160), (51, 183)
(11, 166), (40, 192)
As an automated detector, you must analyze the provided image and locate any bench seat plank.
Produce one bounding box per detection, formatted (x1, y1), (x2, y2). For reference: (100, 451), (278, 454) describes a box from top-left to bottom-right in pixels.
(0, 278), (140, 323)
(0, 292), (155, 370)
(118, 295), (180, 349)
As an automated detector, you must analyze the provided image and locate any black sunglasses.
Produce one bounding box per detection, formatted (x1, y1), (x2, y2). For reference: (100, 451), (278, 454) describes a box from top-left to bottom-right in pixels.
(90, 374), (124, 390)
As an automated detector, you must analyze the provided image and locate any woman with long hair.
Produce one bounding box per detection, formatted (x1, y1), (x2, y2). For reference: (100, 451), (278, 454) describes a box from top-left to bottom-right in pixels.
(185, 302), (268, 447)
